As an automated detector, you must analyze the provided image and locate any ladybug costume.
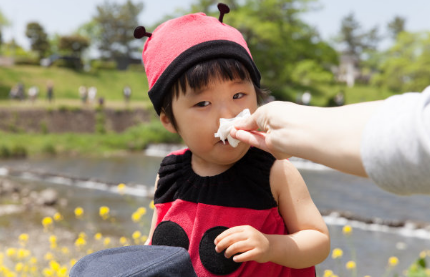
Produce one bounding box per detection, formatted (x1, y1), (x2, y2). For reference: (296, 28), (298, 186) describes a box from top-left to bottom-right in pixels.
(150, 147), (315, 277)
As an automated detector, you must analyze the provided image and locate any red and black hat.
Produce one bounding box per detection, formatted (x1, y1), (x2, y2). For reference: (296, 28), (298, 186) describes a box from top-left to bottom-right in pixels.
(135, 3), (261, 115)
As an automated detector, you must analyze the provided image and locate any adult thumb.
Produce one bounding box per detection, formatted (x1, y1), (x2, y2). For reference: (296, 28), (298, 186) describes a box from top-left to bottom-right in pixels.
(233, 112), (260, 131)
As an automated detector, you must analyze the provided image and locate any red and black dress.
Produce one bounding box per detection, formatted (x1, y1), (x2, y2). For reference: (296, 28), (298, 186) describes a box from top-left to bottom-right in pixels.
(150, 147), (315, 277)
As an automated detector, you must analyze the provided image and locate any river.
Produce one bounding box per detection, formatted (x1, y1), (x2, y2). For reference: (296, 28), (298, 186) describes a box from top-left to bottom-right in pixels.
(0, 147), (429, 276)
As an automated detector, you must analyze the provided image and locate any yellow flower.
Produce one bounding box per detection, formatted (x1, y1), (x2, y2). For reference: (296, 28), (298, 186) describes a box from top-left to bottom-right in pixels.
(87, 249), (94, 255)
(75, 237), (86, 248)
(61, 247), (70, 255)
(15, 262), (24, 272)
(420, 251), (427, 258)
(79, 232), (87, 239)
(132, 212), (142, 223)
(120, 237), (129, 245)
(30, 257), (37, 265)
(43, 268), (54, 277)
(136, 207), (147, 215)
(18, 233), (29, 243)
(346, 260), (356, 270)
(70, 259), (77, 267)
(132, 231), (141, 240)
(388, 256), (399, 267)
(94, 233), (103, 241)
(44, 252), (54, 261)
(342, 225), (353, 236)
(57, 266), (68, 277)
(149, 200), (155, 209)
(323, 270), (333, 277)
(49, 260), (60, 271)
(99, 206), (110, 220)
(49, 235), (57, 244)
(42, 217), (53, 229)
(74, 207), (84, 219)
(53, 212), (63, 221)
(6, 248), (16, 258)
(118, 183), (126, 194)
(104, 237), (111, 247)
(332, 248), (343, 259)
(17, 249), (30, 260)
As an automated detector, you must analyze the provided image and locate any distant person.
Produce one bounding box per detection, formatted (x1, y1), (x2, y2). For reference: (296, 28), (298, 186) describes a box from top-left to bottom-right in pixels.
(47, 81), (54, 102)
(28, 86), (39, 104)
(79, 86), (87, 104)
(231, 86), (430, 195)
(123, 85), (131, 103)
(88, 86), (97, 104)
(98, 97), (105, 108)
(301, 91), (311, 105)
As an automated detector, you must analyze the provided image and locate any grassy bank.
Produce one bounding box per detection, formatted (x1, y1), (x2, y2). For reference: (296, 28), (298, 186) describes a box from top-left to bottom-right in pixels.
(0, 120), (182, 158)
(0, 65), (149, 102)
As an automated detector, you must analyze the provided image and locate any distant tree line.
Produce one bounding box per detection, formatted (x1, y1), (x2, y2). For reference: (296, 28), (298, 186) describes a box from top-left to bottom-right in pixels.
(0, 0), (428, 96)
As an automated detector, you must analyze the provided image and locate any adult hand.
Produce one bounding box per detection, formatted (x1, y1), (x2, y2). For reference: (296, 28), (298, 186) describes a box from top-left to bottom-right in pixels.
(230, 101), (303, 160)
(231, 101), (381, 176)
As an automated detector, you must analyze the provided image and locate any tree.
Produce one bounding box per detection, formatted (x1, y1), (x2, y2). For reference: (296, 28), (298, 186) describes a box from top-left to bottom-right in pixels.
(59, 35), (90, 58)
(92, 0), (143, 60)
(0, 9), (10, 50)
(336, 13), (380, 58)
(25, 22), (50, 60)
(189, 0), (337, 100)
(387, 16), (406, 40)
(371, 31), (430, 92)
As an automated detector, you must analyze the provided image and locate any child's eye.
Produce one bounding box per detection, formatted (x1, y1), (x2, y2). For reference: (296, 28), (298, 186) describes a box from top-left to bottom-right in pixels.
(233, 93), (245, 99)
(195, 101), (210, 107)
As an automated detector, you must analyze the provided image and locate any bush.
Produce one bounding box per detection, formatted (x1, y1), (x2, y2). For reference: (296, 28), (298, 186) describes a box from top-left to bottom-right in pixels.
(0, 145), (11, 159)
(41, 143), (57, 156)
(10, 145), (27, 158)
(91, 60), (117, 71)
(14, 57), (39, 66)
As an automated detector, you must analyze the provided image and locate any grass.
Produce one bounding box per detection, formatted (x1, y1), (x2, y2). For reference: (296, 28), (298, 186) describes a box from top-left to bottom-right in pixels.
(0, 65), (149, 102)
(0, 121), (182, 158)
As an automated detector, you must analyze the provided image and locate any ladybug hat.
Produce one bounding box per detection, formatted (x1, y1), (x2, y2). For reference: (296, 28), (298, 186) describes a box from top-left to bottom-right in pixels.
(135, 3), (261, 115)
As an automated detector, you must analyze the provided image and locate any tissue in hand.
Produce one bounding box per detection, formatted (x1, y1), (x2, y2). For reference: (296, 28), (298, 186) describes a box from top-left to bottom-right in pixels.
(214, 109), (251, 148)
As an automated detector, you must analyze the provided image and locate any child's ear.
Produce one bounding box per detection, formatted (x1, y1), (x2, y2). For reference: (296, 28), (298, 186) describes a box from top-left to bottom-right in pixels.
(160, 111), (177, 134)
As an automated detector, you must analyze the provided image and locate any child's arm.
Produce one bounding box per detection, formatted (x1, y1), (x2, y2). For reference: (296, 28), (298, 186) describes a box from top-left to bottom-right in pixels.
(144, 175), (159, 245)
(215, 159), (330, 268)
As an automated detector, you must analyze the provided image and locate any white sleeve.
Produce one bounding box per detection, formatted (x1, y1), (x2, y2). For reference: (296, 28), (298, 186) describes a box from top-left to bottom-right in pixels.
(361, 86), (430, 195)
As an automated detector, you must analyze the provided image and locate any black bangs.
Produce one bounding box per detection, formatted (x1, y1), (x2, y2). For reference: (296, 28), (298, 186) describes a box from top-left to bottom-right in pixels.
(173, 59), (252, 97)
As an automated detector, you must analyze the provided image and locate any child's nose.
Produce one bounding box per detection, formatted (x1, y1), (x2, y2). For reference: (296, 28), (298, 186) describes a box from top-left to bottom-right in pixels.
(218, 104), (237, 119)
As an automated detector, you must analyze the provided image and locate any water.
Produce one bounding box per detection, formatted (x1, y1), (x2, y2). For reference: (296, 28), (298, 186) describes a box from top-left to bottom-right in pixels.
(1, 151), (429, 276)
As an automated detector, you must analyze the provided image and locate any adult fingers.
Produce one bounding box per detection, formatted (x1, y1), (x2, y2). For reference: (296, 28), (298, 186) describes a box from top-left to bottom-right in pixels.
(230, 129), (270, 153)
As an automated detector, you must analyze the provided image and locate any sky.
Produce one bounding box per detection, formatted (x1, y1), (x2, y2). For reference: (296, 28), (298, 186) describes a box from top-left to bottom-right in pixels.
(0, 0), (429, 52)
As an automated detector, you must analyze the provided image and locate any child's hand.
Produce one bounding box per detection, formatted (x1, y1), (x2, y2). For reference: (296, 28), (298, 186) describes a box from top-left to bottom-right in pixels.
(214, 225), (271, 263)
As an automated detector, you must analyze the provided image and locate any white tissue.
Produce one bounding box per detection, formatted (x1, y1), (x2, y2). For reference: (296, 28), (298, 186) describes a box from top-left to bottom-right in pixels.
(214, 109), (251, 148)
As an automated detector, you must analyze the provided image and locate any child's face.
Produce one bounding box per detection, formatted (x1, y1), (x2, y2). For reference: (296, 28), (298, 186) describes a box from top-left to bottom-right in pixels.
(161, 78), (258, 170)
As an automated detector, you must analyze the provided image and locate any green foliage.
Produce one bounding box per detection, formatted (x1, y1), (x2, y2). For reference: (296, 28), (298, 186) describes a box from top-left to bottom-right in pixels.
(335, 13), (380, 57)
(25, 22), (50, 60)
(10, 145), (27, 158)
(93, 0), (144, 59)
(371, 31), (430, 92)
(407, 257), (428, 277)
(91, 60), (117, 71)
(191, 0), (338, 100)
(291, 59), (333, 86)
(59, 35), (90, 58)
(41, 143), (57, 156)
